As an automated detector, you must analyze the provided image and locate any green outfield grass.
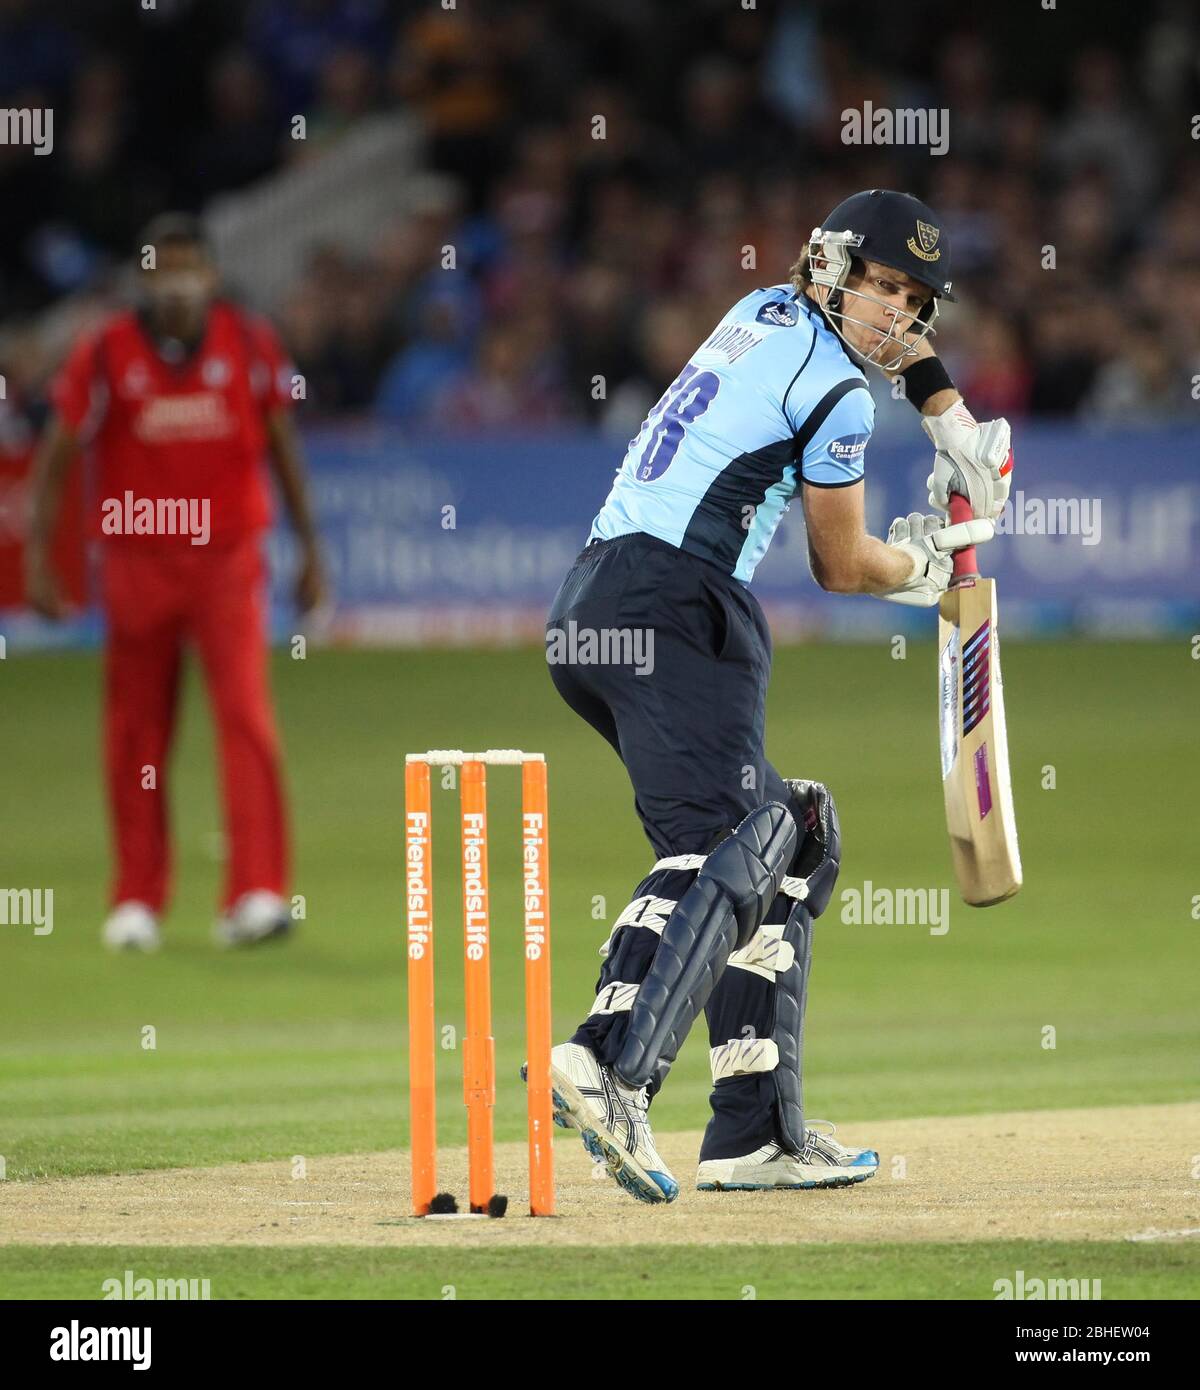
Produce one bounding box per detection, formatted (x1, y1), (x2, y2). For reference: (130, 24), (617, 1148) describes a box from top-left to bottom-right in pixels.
(1, 1241), (1196, 1301)
(0, 641), (1196, 1296)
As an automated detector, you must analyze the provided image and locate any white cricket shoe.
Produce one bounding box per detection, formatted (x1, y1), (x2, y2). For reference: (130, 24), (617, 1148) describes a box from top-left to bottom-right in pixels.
(214, 890), (293, 947)
(102, 901), (161, 952)
(541, 1041), (679, 1204)
(696, 1123), (879, 1191)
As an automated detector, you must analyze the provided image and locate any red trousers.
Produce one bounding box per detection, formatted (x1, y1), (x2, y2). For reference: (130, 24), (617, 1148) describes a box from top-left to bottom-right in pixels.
(101, 535), (288, 912)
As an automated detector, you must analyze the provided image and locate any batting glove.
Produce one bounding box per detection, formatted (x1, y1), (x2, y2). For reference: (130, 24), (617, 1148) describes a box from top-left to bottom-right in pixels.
(877, 510), (996, 607)
(922, 402), (1014, 519)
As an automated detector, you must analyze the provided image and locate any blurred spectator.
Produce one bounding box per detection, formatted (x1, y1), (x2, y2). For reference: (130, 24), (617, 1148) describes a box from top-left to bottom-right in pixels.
(191, 50), (281, 198)
(935, 34), (999, 164)
(51, 58), (157, 285)
(0, 0), (78, 99)
(430, 317), (570, 432)
(248, 0), (389, 111)
(564, 263), (642, 426)
(282, 248), (395, 415)
(389, 6), (508, 210)
(676, 59), (764, 181)
(1050, 48), (1159, 227)
(1027, 291), (1100, 416)
(1160, 262), (1200, 375)
(375, 287), (476, 425)
(299, 45), (378, 154)
(601, 298), (703, 440)
(1082, 321), (1196, 424)
(959, 310), (1032, 419)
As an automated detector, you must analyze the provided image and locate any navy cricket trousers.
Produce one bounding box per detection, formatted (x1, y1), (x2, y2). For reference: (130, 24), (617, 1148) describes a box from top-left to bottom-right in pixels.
(546, 532), (789, 854)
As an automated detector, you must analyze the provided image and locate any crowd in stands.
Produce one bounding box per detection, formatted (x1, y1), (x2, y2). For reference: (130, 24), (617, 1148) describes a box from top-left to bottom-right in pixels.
(2, 0), (1198, 436)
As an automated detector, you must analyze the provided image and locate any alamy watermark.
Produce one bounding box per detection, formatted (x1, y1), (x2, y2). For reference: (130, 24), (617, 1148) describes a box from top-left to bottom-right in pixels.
(840, 882), (950, 935)
(0, 108), (53, 155)
(0, 887), (53, 935)
(995, 492), (1101, 544)
(841, 102), (948, 156)
(546, 619), (654, 676)
(102, 1269), (211, 1300)
(100, 492), (210, 545)
(50, 1322), (150, 1369)
(997, 1269), (1101, 1300)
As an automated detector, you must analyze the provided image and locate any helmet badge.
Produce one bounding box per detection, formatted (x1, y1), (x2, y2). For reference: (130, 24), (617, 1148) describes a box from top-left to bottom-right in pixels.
(907, 220), (941, 261)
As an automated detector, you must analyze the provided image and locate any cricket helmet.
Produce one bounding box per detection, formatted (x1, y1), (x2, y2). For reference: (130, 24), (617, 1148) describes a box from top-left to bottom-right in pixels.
(807, 189), (955, 370)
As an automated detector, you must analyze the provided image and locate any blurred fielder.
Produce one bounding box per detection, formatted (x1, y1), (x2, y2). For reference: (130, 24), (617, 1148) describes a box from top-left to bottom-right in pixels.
(541, 190), (1013, 1201)
(25, 215), (326, 951)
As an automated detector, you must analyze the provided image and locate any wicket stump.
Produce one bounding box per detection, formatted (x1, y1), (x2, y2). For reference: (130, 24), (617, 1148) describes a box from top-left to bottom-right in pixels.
(405, 749), (554, 1217)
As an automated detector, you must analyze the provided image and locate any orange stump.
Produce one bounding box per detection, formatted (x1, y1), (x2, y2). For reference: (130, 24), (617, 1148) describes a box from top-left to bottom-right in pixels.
(405, 760), (437, 1216)
(460, 760), (495, 1213)
(522, 758), (555, 1216)
(406, 750), (554, 1218)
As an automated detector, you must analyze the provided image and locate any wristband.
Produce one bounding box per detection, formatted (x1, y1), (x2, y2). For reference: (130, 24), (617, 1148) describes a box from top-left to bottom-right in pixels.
(900, 356), (955, 411)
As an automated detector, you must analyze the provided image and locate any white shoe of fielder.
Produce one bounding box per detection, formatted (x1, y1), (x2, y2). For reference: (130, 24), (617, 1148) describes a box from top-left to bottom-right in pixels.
(214, 890), (293, 948)
(696, 1123), (879, 1191)
(102, 901), (161, 953)
(538, 1041), (679, 1204)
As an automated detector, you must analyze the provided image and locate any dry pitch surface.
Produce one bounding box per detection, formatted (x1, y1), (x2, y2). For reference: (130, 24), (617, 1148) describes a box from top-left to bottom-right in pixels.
(3, 1102), (1198, 1249)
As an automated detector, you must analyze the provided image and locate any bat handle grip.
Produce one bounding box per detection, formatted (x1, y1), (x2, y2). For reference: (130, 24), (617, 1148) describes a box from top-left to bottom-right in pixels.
(948, 491), (979, 585)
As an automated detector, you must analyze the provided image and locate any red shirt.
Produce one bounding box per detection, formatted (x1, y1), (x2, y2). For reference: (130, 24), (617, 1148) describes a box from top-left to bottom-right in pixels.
(52, 301), (293, 544)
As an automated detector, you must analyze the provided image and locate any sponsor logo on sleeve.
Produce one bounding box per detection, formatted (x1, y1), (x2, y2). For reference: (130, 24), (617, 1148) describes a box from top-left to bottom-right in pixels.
(828, 433), (869, 462)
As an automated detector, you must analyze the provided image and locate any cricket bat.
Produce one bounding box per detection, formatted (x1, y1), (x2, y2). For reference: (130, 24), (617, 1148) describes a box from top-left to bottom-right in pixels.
(937, 492), (1022, 906)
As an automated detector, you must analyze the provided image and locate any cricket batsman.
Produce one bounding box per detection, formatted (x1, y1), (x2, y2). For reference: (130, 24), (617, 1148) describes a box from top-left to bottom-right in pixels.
(541, 190), (1014, 1201)
(24, 215), (326, 951)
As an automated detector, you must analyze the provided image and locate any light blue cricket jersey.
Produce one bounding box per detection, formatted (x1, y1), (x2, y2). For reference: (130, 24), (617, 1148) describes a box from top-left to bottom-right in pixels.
(589, 285), (874, 583)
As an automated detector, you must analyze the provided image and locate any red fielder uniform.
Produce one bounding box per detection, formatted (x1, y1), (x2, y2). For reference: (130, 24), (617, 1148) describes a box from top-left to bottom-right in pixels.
(53, 301), (294, 915)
